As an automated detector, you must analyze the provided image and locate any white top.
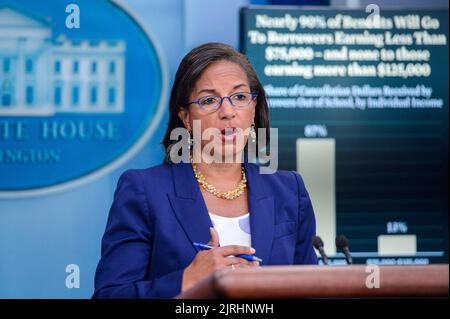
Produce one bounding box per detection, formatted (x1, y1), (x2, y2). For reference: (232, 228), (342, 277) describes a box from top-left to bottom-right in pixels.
(208, 212), (252, 247)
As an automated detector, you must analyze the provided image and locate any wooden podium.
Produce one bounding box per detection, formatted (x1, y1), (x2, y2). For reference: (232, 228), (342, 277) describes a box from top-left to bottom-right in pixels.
(177, 264), (449, 298)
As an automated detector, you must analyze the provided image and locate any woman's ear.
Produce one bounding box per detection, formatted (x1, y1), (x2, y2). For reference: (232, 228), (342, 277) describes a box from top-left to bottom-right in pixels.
(178, 107), (191, 130)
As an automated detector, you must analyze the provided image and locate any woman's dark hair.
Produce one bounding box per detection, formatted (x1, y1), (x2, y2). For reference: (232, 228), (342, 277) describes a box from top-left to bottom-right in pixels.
(162, 42), (270, 161)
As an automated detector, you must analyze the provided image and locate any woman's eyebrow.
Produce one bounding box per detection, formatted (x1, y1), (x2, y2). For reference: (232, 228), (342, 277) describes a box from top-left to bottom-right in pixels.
(231, 83), (249, 91)
(196, 88), (217, 95)
(196, 83), (249, 96)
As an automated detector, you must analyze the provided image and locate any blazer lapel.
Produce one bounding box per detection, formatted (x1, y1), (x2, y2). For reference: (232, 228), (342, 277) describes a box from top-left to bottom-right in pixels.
(244, 161), (275, 265)
(168, 163), (213, 251)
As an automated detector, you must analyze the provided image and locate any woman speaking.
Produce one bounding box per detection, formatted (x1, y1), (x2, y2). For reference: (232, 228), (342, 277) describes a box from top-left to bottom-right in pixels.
(93, 43), (318, 299)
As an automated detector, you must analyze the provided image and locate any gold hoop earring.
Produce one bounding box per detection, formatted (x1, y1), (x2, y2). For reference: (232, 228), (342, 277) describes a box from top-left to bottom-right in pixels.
(250, 123), (256, 143)
(187, 129), (194, 150)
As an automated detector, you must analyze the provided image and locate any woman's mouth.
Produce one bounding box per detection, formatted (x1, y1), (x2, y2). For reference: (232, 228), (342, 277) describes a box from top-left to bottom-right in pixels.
(220, 127), (237, 142)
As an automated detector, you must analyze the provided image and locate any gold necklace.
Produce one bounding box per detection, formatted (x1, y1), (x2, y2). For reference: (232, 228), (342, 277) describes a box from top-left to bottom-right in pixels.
(191, 157), (247, 200)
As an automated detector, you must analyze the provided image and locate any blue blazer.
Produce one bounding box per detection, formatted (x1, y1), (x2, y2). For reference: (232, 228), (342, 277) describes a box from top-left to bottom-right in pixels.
(93, 161), (318, 299)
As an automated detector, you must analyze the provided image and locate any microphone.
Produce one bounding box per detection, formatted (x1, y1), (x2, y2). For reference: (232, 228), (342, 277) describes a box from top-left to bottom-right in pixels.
(336, 235), (353, 265)
(312, 236), (329, 265)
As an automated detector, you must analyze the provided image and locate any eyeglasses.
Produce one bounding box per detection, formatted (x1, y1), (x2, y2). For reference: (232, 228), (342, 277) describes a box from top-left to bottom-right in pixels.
(187, 92), (257, 113)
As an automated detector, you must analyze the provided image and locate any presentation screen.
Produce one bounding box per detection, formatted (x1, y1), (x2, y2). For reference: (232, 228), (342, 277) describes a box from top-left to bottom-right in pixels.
(240, 7), (449, 264)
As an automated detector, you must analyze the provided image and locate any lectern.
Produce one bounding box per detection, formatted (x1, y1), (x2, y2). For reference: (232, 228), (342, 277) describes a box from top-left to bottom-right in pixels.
(177, 264), (449, 298)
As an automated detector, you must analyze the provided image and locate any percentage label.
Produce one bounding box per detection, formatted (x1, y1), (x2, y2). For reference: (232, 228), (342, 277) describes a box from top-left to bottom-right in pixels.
(387, 221), (408, 234)
(299, 15), (327, 29)
(304, 125), (328, 137)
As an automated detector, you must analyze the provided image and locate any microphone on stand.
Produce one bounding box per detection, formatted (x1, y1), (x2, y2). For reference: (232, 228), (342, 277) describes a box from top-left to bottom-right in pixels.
(312, 236), (329, 265)
(336, 235), (353, 265)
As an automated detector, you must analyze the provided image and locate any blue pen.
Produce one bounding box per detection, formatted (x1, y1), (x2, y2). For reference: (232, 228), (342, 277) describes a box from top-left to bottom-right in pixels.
(193, 242), (263, 263)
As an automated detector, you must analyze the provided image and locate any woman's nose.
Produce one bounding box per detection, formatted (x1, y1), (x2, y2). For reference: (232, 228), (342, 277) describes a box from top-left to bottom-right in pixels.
(218, 97), (236, 118)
